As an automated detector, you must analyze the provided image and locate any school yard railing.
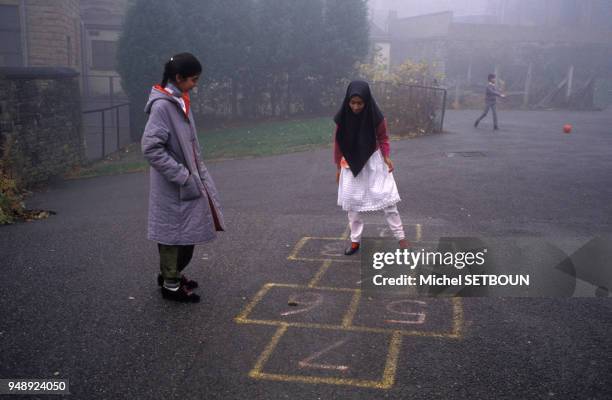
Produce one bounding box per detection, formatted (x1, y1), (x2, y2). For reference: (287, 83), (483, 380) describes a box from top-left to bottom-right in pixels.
(371, 82), (448, 135)
(82, 102), (131, 161)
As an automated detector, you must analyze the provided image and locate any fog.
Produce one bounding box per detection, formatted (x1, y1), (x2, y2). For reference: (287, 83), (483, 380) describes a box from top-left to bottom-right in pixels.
(370, 0), (612, 28)
(370, 0), (489, 19)
(1, 1), (612, 399)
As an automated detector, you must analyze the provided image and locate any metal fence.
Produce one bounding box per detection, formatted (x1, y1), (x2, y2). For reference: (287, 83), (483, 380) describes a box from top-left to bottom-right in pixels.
(82, 102), (131, 161)
(371, 82), (448, 134)
(81, 74), (132, 161)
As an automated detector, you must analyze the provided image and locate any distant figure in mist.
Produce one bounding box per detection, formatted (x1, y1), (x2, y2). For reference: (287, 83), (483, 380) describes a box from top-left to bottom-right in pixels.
(474, 73), (506, 130)
(333, 80), (411, 255)
(141, 53), (225, 303)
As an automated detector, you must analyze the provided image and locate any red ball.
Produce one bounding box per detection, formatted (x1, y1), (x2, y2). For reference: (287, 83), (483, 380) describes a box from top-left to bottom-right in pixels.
(563, 124), (572, 134)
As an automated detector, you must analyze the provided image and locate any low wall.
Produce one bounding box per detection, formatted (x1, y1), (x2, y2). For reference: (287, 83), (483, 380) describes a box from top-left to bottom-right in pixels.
(0, 67), (84, 186)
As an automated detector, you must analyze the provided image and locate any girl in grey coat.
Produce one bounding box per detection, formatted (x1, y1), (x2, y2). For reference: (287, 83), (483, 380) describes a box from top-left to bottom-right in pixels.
(141, 53), (225, 303)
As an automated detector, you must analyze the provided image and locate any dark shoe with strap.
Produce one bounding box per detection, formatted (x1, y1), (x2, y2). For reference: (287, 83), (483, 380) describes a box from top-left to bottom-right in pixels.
(158, 274), (198, 290)
(161, 284), (200, 303)
(344, 242), (360, 256)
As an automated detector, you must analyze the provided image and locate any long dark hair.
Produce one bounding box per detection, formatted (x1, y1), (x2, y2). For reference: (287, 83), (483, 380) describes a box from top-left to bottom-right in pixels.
(161, 52), (202, 87)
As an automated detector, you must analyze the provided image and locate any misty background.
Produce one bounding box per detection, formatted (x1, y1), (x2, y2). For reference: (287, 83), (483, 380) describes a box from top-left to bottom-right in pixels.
(0, 0), (611, 200)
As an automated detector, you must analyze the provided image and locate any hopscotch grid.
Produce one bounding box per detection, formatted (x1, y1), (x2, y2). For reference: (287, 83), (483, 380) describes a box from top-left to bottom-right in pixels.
(237, 225), (465, 389)
(237, 314), (462, 338)
(234, 284), (463, 338)
(249, 325), (402, 389)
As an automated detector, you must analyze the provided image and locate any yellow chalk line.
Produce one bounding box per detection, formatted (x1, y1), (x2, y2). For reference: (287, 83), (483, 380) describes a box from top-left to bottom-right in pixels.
(234, 283), (274, 322)
(379, 331), (403, 389)
(287, 236), (357, 263)
(236, 317), (459, 338)
(341, 289), (361, 327)
(249, 324), (288, 377)
(287, 237), (310, 261)
(308, 260), (333, 287)
(341, 224), (350, 240)
(451, 297), (464, 339)
(250, 371), (386, 389)
(289, 256), (360, 264)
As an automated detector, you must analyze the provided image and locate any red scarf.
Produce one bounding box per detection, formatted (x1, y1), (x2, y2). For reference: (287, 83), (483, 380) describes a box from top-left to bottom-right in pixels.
(153, 84), (190, 117)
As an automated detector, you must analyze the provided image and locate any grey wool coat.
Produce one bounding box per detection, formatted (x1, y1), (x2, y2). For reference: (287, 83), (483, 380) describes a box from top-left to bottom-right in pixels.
(141, 84), (225, 245)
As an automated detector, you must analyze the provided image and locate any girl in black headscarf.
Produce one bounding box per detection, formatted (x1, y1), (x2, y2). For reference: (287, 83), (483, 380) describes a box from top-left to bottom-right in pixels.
(333, 80), (409, 255)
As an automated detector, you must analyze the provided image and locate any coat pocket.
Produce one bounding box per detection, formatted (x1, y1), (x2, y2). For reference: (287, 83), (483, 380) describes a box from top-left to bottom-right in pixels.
(179, 174), (202, 201)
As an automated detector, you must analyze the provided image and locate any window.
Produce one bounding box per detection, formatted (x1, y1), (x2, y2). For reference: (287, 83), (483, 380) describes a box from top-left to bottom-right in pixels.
(91, 40), (117, 71)
(0, 5), (23, 67)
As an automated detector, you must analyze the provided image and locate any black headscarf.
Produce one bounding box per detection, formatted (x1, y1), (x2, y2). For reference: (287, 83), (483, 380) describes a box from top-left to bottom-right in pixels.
(334, 80), (384, 177)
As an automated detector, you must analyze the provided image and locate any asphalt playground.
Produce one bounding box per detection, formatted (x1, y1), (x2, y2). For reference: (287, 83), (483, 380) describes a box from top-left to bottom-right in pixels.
(1, 109), (611, 399)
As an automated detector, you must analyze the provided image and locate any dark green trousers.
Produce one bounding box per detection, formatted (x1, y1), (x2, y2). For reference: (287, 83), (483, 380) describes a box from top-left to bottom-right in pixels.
(157, 244), (195, 284)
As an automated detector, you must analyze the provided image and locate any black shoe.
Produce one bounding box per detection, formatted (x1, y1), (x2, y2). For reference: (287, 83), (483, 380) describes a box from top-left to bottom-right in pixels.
(182, 276), (198, 289)
(158, 274), (198, 290)
(161, 284), (200, 303)
(344, 242), (360, 256)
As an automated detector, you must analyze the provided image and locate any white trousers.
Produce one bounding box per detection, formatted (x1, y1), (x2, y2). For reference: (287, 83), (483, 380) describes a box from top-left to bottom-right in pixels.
(348, 205), (405, 243)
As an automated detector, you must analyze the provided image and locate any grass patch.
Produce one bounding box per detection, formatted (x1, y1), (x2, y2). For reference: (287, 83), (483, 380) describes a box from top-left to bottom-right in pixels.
(66, 116), (335, 179)
(200, 117), (334, 159)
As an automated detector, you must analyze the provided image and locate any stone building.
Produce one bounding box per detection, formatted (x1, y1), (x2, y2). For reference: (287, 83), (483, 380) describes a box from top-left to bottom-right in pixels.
(375, 0), (612, 108)
(0, 0), (81, 69)
(80, 0), (128, 100)
(369, 20), (391, 73)
(0, 0), (129, 100)
(0, 0), (132, 169)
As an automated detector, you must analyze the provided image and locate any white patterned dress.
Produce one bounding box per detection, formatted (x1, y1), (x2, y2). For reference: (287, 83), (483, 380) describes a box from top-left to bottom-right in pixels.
(337, 148), (401, 212)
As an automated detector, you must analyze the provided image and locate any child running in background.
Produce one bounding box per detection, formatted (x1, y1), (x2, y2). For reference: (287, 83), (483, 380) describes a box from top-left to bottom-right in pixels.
(333, 80), (410, 255)
(141, 52), (225, 303)
(474, 73), (506, 130)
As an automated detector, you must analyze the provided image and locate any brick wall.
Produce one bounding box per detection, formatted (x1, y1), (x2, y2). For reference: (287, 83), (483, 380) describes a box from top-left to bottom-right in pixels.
(80, 0), (128, 18)
(0, 67), (84, 186)
(25, 0), (81, 68)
